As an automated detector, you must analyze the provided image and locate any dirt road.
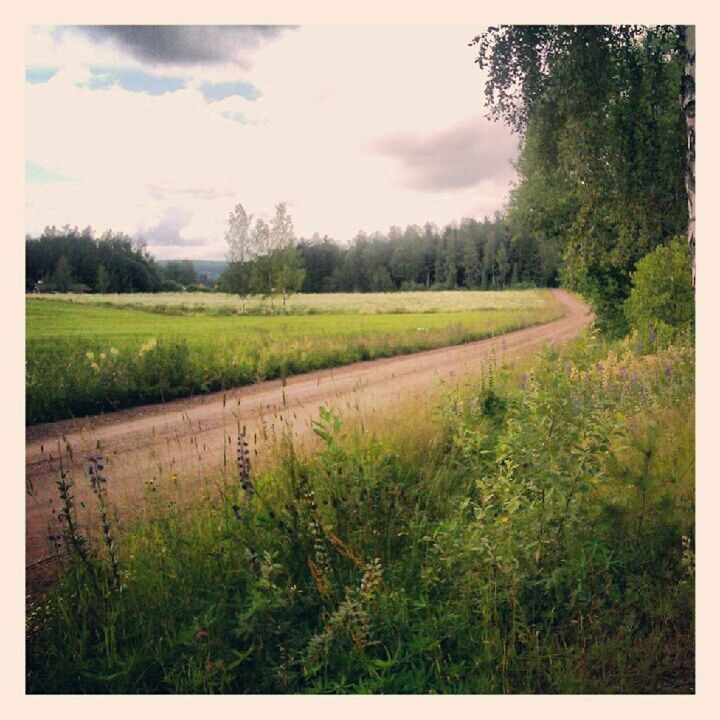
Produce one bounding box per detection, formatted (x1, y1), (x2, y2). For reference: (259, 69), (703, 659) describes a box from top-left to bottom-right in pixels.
(26, 289), (591, 587)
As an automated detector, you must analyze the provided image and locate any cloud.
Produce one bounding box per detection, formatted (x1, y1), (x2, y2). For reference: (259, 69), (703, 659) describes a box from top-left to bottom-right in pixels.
(77, 26), (295, 68)
(26, 27), (518, 257)
(26, 66), (59, 84)
(221, 110), (251, 125)
(26, 161), (77, 184)
(370, 116), (518, 192)
(139, 207), (207, 247)
(200, 80), (261, 103)
(83, 66), (186, 95)
(148, 185), (236, 202)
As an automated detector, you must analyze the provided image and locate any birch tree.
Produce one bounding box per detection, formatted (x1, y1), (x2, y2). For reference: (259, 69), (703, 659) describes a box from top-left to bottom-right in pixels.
(225, 203), (254, 311)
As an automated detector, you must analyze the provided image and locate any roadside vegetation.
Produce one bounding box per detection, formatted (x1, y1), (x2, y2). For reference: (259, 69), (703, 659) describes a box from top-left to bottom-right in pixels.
(26, 289), (563, 425)
(26, 327), (694, 693)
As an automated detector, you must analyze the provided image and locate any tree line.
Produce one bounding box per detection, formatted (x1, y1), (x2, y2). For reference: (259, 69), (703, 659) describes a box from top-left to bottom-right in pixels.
(26, 209), (563, 300)
(26, 226), (163, 293)
(217, 205), (560, 303)
(25, 228), (215, 294)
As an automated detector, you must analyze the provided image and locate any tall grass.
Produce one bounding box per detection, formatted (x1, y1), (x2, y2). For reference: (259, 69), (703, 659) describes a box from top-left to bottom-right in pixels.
(26, 293), (563, 424)
(30, 288), (553, 315)
(26, 333), (694, 693)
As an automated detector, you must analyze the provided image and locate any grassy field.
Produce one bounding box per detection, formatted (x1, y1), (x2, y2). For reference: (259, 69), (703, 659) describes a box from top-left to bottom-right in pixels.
(31, 289), (552, 315)
(26, 289), (564, 424)
(26, 332), (694, 693)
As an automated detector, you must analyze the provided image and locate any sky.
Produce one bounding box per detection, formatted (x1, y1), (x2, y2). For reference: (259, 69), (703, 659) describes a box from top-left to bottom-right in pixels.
(25, 25), (520, 260)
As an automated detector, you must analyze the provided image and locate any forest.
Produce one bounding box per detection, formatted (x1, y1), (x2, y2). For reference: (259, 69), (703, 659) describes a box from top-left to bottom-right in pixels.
(25, 213), (559, 298)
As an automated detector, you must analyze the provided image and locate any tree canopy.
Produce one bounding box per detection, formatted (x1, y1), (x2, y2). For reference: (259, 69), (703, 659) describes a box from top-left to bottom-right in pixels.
(26, 226), (162, 293)
(473, 25), (692, 334)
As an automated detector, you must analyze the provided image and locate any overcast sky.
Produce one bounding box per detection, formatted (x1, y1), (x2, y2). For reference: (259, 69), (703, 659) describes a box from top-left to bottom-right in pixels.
(26, 25), (519, 260)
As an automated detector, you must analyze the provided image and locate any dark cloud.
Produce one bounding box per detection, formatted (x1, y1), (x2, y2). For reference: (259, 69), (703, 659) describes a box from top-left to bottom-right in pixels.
(140, 207), (206, 247)
(77, 25), (295, 68)
(370, 116), (519, 192)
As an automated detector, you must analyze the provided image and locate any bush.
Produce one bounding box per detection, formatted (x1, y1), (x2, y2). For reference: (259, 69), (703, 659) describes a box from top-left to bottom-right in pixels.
(624, 238), (694, 348)
(160, 279), (184, 292)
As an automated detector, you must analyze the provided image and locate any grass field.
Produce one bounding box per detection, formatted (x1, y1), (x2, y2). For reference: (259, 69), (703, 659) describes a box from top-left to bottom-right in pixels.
(26, 332), (695, 693)
(31, 289), (552, 315)
(26, 289), (564, 424)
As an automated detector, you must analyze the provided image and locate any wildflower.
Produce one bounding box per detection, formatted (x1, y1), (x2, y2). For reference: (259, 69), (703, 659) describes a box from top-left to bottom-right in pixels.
(195, 629), (208, 640)
(236, 433), (253, 499)
(138, 337), (157, 355)
(87, 455), (120, 589)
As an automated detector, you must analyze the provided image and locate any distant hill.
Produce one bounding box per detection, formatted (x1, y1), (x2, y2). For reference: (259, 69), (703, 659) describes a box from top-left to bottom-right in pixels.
(160, 259), (228, 284)
(190, 260), (228, 282)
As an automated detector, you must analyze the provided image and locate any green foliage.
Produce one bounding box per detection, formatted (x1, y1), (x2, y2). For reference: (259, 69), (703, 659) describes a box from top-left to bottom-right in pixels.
(216, 262), (250, 296)
(95, 264), (110, 294)
(475, 26), (689, 334)
(160, 279), (184, 292)
(624, 238), (694, 348)
(26, 226), (161, 293)
(27, 334), (694, 693)
(52, 255), (74, 292)
(161, 260), (198, 288)
(370, 266), (394, 292)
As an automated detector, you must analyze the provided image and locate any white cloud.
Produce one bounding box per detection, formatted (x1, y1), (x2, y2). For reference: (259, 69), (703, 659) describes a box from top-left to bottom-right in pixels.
(26, 26), (517, 260)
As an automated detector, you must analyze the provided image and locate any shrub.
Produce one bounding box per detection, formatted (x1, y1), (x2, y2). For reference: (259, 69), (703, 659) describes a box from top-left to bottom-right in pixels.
(160, 279), (184, 292)
(624, 239), (694, 349)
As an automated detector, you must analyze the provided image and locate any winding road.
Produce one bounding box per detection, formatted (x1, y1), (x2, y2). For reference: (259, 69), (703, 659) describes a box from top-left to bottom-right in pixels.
(26, 289), (591, 591)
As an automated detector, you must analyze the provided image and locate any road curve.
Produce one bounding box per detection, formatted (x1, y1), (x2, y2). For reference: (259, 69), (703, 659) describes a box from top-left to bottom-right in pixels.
(26, 289), (591, 588)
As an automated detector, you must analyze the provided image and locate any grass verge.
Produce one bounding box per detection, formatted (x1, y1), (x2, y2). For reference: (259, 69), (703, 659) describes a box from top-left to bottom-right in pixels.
(26, 331), (694, 693)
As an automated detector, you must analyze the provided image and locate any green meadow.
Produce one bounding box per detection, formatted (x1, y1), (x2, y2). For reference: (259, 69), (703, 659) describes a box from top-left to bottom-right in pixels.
(25, 289), (563, 425)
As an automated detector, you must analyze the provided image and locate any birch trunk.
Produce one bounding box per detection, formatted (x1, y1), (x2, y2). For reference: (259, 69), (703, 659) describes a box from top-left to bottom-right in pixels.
(680, 25), (696, 288)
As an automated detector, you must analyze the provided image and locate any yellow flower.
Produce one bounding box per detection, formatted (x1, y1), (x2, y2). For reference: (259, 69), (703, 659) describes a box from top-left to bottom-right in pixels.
(138, 337), (157, 355)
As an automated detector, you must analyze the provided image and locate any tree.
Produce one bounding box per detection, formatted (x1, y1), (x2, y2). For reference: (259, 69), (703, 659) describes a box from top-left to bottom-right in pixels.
(53, 255), (74, 292)
(279, 243), (305, 300)
(370, 266), (394, 292)
(95, 264), (110, 293)
(460, 238), (481, 288)
(496, 245), (510, 289)
(269, 203), (304, 308)
(678, 26), (696, 287)
(162, 260), (197, 288)
(224, 203), (254, 311)
(473, 25), (689, 333)
(250, 219), (273, 299)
